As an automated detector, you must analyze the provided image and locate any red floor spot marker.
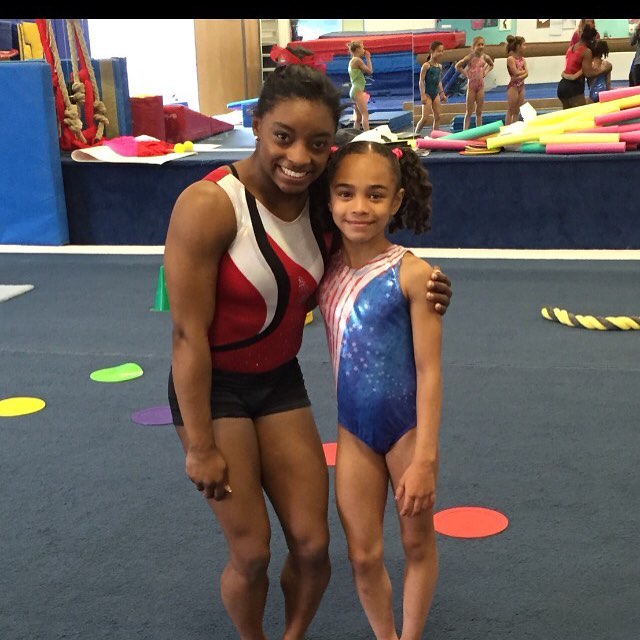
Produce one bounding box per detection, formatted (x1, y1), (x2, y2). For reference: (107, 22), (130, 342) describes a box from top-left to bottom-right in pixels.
(323, 442), (337, 466)
(434, 506), (508, 539)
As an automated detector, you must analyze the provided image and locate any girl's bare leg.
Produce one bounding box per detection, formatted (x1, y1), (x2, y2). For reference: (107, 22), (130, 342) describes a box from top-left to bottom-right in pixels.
(355, 91), (370, 131)
(336, 426), (399, 640)
(386, 430), (439, 640)
(506, 86), (518, 125)
(414, 103), (428, 136)
(475, 87), (485, 128)
(432, 95), (442, 131)
(353, 102), (362, 129)
(463, 88), (476, 130)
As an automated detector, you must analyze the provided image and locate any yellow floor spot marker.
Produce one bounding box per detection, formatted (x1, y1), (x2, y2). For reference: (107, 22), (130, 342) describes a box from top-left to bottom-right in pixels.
(0, 397), (46, 417)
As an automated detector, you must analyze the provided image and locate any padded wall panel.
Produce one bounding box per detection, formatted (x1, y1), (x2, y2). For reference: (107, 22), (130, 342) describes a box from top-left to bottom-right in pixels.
(0, 60), (69, 245)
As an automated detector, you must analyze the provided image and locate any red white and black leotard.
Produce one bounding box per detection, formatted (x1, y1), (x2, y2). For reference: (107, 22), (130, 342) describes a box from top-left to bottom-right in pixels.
(204, 165), (328, 373)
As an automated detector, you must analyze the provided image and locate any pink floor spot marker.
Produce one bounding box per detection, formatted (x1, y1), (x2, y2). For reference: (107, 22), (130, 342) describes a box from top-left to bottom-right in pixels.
(434, 506), (509, 539)
(323, 442), (337, 466)
(131, 405), (173, 426)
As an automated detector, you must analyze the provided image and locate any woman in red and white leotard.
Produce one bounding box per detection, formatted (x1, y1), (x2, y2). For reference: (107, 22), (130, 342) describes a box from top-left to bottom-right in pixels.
(557, 24), (599, 109)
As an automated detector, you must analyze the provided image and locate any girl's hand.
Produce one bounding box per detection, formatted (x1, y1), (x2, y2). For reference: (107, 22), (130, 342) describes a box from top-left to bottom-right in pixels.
(440, 92), (448, 103)
(395, 461), (437, 517)
(421, 94), (428, 105)
(364, 49), (371, 58)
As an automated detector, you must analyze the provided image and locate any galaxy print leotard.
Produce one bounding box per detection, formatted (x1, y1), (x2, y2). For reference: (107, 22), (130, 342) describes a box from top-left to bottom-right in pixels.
(318, 244), (417, 454)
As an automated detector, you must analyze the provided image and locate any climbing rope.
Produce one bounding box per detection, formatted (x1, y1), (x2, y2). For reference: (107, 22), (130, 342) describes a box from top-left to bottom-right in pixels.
(66, 19), (108, 140)
(36, 18), (108, 150)
(541, 306), (640, 330)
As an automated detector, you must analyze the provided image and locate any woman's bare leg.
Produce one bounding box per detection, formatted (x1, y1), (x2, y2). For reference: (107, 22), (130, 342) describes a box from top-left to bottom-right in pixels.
(256, 407), (331, 640)
(176, 420), (271, 640)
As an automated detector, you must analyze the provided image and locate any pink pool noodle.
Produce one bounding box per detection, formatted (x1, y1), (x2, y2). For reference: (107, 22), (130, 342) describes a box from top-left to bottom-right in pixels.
(416, 138), (485, 150)
(545, 142), (626, 154)
(619, 131), (640, 143)
(573, 126), (620, 134)
(625, 143), (638, 151)
(429, 129), (450, 138)
(598, 86), (640, 103)
(595, 106), (640, 126)
(617, 122), (640, 133)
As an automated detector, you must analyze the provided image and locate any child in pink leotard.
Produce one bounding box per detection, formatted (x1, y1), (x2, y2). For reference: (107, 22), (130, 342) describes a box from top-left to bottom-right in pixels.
(505, 35), (528, 125)
(455, 36), (494, 130)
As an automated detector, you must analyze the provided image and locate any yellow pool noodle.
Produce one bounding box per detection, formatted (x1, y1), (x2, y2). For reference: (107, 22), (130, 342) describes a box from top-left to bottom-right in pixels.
(530, 101), (619, 126)
(615, 93), (640, 109)
(538, 132), (620, 144)
(486, 131), (543, 148)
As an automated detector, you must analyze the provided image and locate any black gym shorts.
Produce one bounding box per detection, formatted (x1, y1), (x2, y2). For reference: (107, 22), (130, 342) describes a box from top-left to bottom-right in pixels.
(167, 357), (311, 424)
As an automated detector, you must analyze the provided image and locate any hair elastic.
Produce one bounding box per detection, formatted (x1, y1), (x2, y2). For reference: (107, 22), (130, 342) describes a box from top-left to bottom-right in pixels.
(391, 147), (403, 160)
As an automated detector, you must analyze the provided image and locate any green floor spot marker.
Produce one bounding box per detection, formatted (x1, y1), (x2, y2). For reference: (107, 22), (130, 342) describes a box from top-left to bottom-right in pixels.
(90, 362), (144, 383)
(0, 396), (46, 417)
(151, 265), (169, 312)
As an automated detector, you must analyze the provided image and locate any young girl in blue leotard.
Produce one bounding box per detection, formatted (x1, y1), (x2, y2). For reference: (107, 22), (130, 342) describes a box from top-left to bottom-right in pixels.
(415, 40), (448, 135)
(588, 39), (612, 102)
(318, 141), (442, 640)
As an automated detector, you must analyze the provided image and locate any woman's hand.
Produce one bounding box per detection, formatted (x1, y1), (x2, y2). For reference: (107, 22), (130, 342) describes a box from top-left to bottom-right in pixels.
(427, 266), (452, 315)
(186, 443), (232, 501)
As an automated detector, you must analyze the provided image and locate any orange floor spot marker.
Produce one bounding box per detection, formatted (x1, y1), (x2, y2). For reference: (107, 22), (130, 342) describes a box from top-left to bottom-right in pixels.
(434, 506), (508, 538)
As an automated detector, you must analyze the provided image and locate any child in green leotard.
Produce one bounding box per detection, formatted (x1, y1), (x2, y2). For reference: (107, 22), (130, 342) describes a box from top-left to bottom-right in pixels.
(348, 41), (373, 131)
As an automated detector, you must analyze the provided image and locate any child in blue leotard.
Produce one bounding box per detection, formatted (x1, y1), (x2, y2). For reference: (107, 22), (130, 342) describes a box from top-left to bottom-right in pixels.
(318, 141), (442, 640)
(415, 40), (448, 135)
(588, 39), (612, 102)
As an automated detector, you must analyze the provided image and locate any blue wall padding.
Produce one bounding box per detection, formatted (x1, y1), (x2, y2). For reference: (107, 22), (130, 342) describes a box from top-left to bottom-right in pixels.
(327, 51), (417, 101)
(0, 20), (15, 49)
(0, 60), (69, 245)
(112, 58), (132, 135)
(327, 51), (415, 74)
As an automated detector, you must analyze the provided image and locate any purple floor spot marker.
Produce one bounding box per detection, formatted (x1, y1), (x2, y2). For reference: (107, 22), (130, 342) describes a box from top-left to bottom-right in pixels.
(132, 405), (173, 426)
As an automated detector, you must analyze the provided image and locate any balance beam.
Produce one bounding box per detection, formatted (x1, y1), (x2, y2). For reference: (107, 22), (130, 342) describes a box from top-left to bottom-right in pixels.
(418, 37), (636, 64)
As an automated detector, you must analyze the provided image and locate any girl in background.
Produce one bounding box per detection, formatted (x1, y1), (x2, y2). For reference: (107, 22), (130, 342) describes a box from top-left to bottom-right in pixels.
(455, 37), (494, 130)
(629, 22), (640, 87)
(348, 41), (373, 131)
(588, 40), (612, 102)
(570, 19), (600, 46)
(319, 141), (442, 640)
(505, 35), (528, 125)
(414, 40), (448, 136)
